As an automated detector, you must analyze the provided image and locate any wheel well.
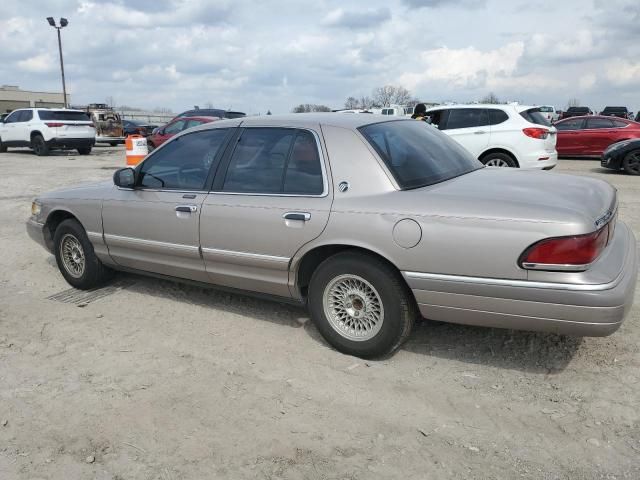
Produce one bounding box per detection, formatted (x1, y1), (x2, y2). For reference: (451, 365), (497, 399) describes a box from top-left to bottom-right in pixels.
(295, 245), (412, 300)
(30, 131), (43, 141)
(479, 148), (519, 167)
(44, 210), (79, 249)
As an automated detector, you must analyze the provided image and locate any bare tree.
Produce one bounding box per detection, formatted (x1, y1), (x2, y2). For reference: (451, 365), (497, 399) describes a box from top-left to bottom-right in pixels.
(204, 101), (214, 109)
(292, 104), (331, 113)
(344, 97), (359, 109)
(480, 92), (501, 104)
(359, 95), (374, 109)
(567, 98), (581, 108)
(372, 85), (412, 107)
(105, 96), (115, 108)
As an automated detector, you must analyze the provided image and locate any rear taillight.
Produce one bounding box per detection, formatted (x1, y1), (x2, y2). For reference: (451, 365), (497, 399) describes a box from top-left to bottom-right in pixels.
(519, 223), (613, 271)
(45, 122), (64, 127)
(522, 127), (549, 139)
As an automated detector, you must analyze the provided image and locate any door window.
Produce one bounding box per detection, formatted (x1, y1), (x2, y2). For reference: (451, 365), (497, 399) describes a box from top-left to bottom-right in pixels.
(222, 128), (324, 195)
(17, 110), (33, 122)
(612, 120), (629, 128)
(137, 129), (231, 190)
(164, 120), (186, 135)
(3, 111), (21, 123)
(586, 118), (615, 129)
(185, 119), (206, 129)
(442, 109), (489, 130)
(555, 118), (584, 130)
(425, 110), (446, 129)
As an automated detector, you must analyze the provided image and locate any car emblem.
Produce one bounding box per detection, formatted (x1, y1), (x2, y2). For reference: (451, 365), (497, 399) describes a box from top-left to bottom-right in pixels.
(595, 209), (614, 229)
(338, 181), (350, 192)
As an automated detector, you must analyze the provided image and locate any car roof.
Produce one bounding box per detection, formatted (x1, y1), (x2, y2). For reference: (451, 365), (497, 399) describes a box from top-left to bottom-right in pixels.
(557, 115), (631, 122)
(174, 116), (220, 122)
(191, 112), (406, 131)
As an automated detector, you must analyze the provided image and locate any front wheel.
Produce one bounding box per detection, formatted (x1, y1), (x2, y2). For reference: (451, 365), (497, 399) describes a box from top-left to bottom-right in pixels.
(623, 150), (640, 175)
(0, 137), (7, 153)
(53, 219), (113, 289)
(481, 152), (517, 167)
(308, 252), (417, 358)
(109, 142), (118, 147)
(77, 147), (92, 155)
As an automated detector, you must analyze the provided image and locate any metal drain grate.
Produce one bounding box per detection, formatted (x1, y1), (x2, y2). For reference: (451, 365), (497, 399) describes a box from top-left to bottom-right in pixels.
(47, 280), (135, 306)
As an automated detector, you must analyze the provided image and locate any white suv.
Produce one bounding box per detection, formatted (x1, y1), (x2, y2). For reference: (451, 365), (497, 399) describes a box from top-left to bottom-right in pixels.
(0, 108), (95, 156)
(425, 104), (557, 169)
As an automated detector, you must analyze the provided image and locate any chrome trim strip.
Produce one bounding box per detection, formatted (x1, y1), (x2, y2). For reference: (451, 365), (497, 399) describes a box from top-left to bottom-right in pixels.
(86, 231), (103, 242)
(104, 233), (198, 253)
(201, 247), (289, 264)
(521, 262), (590, 272)
(403, 271), (621, 292)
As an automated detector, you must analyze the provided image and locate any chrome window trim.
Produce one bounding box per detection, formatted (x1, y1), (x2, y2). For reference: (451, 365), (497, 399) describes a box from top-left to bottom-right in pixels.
(212, 127), (329, 198)
(404, 271), (621, 292)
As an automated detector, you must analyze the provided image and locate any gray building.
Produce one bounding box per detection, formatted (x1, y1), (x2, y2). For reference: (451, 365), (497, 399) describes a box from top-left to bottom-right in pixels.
(0, 85), (68, 113)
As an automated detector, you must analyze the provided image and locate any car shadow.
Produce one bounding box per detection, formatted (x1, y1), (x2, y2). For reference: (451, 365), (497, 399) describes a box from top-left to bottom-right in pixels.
(101, 272), (582, 374)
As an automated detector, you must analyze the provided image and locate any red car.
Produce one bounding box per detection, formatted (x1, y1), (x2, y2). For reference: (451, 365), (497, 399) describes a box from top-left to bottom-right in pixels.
(146, 116), (219, 152)
(555, 115), (640, 157)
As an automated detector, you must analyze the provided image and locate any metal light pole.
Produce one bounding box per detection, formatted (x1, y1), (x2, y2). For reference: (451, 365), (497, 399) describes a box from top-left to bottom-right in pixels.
(46, 17), (69, 108)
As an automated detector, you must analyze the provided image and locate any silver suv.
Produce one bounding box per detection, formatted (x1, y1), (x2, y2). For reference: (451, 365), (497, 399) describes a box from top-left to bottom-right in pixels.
(0, 108), (95, 156)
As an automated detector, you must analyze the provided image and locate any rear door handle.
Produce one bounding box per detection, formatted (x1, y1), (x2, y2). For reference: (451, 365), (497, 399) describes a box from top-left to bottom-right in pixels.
(474, 130), (487, 135)
(283, 212), (311, 221)
(175, 205), (197, 213)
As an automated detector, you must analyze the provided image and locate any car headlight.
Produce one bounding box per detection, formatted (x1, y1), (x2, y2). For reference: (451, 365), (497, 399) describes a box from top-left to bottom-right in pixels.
(31, 201), (41, 217)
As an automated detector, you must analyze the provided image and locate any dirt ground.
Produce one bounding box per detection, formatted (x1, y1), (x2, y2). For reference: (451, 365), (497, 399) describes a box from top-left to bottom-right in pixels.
(0, 145), (638, 480)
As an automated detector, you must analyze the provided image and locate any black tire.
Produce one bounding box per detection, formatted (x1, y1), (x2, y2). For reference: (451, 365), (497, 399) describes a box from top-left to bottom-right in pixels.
(31, 134), (50, 156)
(481, 152), (517, 168)
(308, 251), (417, 358)
(53, 219), (113, 289)
(622, 150), (640, 175)
(0, 138), (7, 153)
(110, 142), (118, 147)
(147, 142), (156, 153)
(77, 147), (92, 155)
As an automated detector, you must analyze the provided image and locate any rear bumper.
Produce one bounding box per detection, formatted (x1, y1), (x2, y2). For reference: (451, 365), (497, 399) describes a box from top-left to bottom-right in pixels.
(48, 137), (95, 149)
(519, 151), (558, 170)
(96, 136), (125, 144)
(403, 221), (637, 336)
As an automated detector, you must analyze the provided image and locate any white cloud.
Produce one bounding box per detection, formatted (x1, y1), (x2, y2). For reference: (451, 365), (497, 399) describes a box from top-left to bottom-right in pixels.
(17, 54), (55, 73)
(605, 59), (640, 86)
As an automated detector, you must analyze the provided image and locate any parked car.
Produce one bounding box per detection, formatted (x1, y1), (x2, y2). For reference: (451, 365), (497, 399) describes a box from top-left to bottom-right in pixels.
(372, 106), (412, 117)
(635, 112), (640, 122)
(26, 114), (637, 358)
(538, 105), (559, 123)
(555, 116), (640, 157)
(424, 104), (557, 169)
(560, 107), (593, 120)
(601, 139), (640, 175)
(86, 104), (125, 145)
(146, 116), (219, 152)
(0, 108), (95, 156)
(173, 109), (246, 121)
(122, 119), (157, 137)
(599, 106), (630, 119)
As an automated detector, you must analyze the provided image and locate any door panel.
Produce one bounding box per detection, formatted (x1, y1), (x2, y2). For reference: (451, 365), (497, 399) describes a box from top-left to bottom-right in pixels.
(441, 108), (490, 158)
(200, 127), (332, 297)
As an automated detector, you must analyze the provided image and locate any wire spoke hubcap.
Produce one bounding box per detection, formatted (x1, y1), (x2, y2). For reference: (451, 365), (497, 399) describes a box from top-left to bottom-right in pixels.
(323, 274), (384, 341)
(60, 234), (85, 278)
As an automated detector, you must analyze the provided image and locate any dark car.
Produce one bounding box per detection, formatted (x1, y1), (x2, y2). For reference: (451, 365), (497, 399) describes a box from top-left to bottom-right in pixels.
(601, 139), (640, 175)
(555, 116), (640, 157)
(559, 106), (593, 120)
(122, 119), (157, 137)
(146, 116), (218, 152)
(173, 108), (246, 121)
(600, 106), (630, 119)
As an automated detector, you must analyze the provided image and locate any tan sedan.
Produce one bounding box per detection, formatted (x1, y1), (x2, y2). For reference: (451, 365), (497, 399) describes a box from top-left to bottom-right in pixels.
(27, 114), (637, 358)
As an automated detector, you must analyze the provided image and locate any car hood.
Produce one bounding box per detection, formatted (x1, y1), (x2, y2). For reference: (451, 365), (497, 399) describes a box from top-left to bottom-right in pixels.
(38, 180), (115, 200)
(396, 168), (616, 234)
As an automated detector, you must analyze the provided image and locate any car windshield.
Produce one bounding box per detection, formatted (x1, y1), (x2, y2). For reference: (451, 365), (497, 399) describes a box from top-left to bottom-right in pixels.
(38, 110), (90, 121)
(359, 120), (483, 190)
(520, 108), (551, 126)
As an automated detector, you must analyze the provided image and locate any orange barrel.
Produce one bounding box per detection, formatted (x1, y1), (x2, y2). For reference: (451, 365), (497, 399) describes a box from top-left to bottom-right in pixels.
(125, 134), (147, 166)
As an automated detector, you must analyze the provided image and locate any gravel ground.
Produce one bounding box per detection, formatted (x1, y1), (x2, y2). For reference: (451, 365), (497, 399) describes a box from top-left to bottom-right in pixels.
(0, 146), (638, 480)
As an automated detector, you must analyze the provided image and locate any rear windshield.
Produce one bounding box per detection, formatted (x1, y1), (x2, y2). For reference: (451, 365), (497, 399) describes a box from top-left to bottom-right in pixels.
(538, 106), (553, 112)
(602, 107), (627, 112)
(359, 120), (483, 190)
(224, 111), (246, 119)
(568, 107), (589, 113)
(520, 108), (551, 126)
(38, 110), (90, 121)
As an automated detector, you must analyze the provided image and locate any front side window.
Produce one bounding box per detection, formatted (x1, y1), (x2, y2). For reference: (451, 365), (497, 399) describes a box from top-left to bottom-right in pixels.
(17, 110), (33, 122)
(222, 128), (324, 195)
(586, 118), (615, 129)
(164, 120), (186, 135)
(4, 111), (21, 123)
(185, 119), (207, 129)
(442, 108), (489, 130)
(137, 129), (230, 190)
(360, 120), (483, 190)
(556, 118), (584, 130)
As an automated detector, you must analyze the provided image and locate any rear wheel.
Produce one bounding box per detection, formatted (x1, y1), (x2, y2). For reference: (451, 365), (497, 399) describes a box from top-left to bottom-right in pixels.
(109, 142), (118, 147)
(31, 134), (50, 156)
(481, 152), (517, 168)
(623, 150), (640, 175)
(53, 219), (113, 289)
(77, 147), (92, 155)
(308, 252), (417, 358)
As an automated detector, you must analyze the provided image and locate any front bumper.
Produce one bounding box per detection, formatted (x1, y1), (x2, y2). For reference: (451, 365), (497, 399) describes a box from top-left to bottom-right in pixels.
(96, 136), (125, 144)
(26, 218), (52, 253)
(403, 221), (637, 336)
(601, 152), (623, 170)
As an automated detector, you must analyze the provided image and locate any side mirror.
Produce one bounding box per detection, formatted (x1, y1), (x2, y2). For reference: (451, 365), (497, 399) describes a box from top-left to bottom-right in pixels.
(113, 167), (136, 188)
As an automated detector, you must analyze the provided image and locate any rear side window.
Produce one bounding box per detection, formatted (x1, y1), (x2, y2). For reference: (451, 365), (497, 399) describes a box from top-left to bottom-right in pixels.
(586, 118), (615, 129)
(138, 129), (231, 190)
(442, 108), (489, 130)
(520, 108), (550, 126)
(487, 109), (509, 125)
(38, 110), (90, 121)
(612, 119), (629, 128)
(556, 118), (585, 130)
(360, 120), (482, 190)
(222, 128), (324, 195)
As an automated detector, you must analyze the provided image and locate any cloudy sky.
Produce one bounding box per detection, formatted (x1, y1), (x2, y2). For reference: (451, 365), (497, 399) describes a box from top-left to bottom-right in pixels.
(1, 0), (639, 114)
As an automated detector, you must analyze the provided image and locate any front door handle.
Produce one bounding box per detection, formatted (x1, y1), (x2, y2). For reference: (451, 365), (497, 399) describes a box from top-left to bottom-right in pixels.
(474, 130), (487, 135)
(283, 212), (311, 221)
(175, 205), (197, 213)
